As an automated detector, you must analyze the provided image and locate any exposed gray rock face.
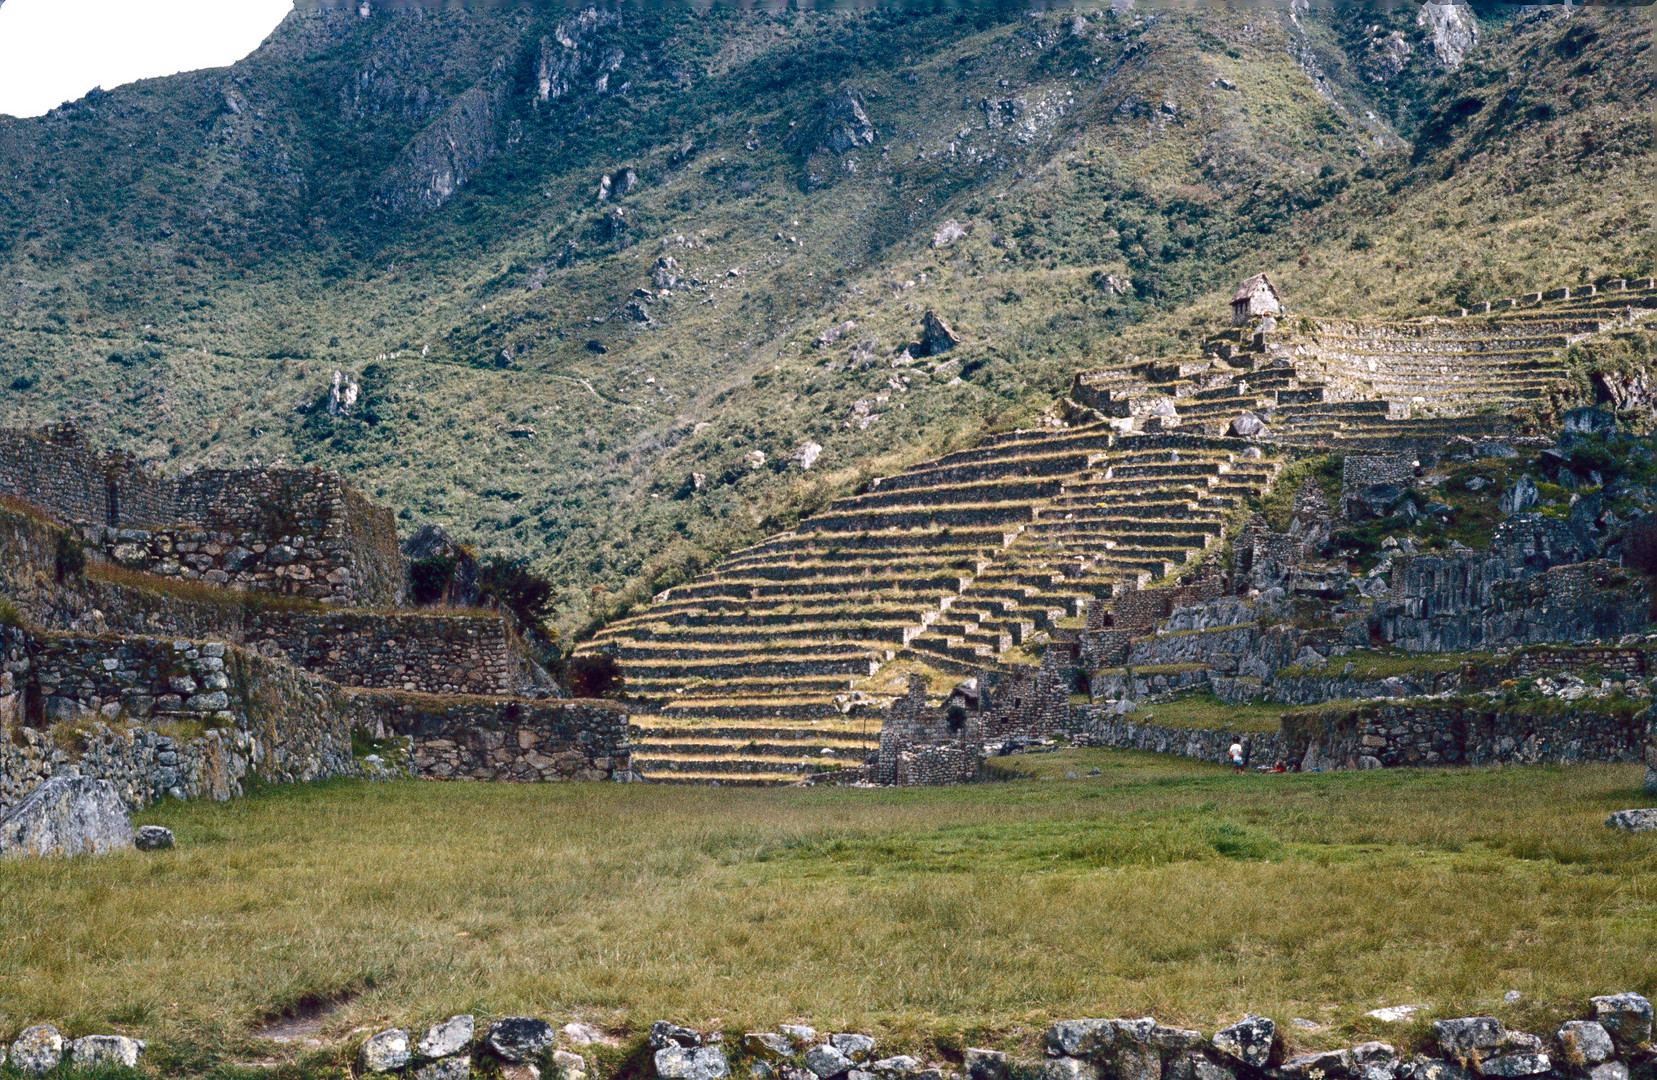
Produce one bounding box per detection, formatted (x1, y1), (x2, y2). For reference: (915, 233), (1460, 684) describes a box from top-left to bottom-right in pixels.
(0, 776), (133, 857)
(1041, 1058), (1103, 1080)
(921, 311), (961, 356)
(361, 1029), (412, 1073)
(1477, 1054), (1549, 1077)
(10, 1026), (64, 1076)
(135, 824), (175, 850)
(488, 1018), (556, 1062)
(1498, 476), (1539, 516)
(1283, 1049), (1350, 1078)
(377, 80), (506, 217)
(1228, 412), (1266, 438)
(70, 1034), (144, 1068)
(965, 1048), (1009, 1080)
(1417, 1), (1477, 67)
(830, 1035), (876, 1062)
(657, 1045), (731, 1080)
(1211, 1017), (1275, 1069)
(819, 87), (875, 154)
(805, 1044), (856, 1078)
(745, 1034), (795, 1061)
(419, 1015), (475, 1060)
(1605, 810), (1657, 833)
(651, 1023), (702, 1050)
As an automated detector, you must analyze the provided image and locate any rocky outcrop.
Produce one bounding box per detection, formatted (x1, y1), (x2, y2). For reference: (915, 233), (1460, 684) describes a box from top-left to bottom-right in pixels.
(0, 776), (133, 858)
(810, 86), (875, 155)
(1418, 1), (1477, 68)
(376, 76), (506, 217)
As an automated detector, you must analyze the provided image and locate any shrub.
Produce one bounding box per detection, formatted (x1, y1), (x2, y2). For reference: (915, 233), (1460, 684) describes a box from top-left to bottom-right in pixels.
(568, 653), (624, 698)
(479, 557), (556, 639)
(54, 533), (87, 582)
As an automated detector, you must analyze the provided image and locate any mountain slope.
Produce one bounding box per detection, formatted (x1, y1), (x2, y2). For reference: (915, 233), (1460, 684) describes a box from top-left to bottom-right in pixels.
(1, 2), (1654, 638)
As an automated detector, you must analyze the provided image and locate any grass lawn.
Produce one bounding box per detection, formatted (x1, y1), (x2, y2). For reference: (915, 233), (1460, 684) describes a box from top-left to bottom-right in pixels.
(1124, 692), (1288, 733)
(3, 755), (1655, 1075)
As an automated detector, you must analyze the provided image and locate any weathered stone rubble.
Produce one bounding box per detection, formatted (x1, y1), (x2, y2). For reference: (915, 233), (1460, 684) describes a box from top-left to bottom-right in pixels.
(328, 994), (1652, 1080)
(6, 1024), (144, 1075)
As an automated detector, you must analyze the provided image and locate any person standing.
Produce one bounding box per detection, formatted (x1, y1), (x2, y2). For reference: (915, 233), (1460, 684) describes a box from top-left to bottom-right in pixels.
(1228, 738), (1244, 774)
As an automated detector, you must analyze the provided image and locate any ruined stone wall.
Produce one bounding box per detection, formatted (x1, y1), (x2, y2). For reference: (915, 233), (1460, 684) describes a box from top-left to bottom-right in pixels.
(1112, 576), (1225, 629)
(1380, 556), (1647, 651)
(1, 504), (515, 697)
(0, 426), (406, 607)
(875, 675), (981, 785)
(1280, 700), (1649, 771)
(244, 610), (516, 696)
(0, 626), (358, 814)
(349, 691), (630, 782)
(0, 425), (177, 529)
(1074, 710), (1284, 767)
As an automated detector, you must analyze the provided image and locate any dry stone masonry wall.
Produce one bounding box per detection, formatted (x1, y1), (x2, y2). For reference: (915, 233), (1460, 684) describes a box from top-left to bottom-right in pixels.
(0, 423), (405, 606)
(262, 992), (1656, 1080)
(0, 623), (359, 814)
(351, 692), (631, 782)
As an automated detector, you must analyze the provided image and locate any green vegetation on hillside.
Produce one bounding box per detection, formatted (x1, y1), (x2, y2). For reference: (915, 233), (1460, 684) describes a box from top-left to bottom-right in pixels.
(1, 5), (1655, 638)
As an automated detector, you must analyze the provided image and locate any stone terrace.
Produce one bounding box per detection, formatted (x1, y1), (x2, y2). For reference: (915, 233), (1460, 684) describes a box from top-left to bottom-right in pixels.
(586, 428), (1281, 784)
(1071, 279), (1657, 450)
(591, 279), (1657, 785)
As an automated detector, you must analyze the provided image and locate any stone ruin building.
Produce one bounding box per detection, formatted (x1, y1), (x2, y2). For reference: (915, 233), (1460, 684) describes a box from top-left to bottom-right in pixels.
(0, 423), (631, 817)
(1230, 272), (1283, 328)
(583, 274), (1657, 787)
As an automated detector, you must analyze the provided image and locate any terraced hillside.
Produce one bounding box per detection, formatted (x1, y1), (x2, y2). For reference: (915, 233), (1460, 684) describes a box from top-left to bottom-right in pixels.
(1075, 281), (1657, 447)
(587, 426), (1282, 784)
(589, 282), (1657, 785)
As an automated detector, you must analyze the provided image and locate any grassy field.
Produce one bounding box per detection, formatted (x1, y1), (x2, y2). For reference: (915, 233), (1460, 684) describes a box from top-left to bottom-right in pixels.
(3, 756), (1655, 1075)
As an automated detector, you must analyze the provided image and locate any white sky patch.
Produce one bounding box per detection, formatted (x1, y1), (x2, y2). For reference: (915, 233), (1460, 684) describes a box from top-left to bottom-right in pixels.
(0, 0), (294, 118)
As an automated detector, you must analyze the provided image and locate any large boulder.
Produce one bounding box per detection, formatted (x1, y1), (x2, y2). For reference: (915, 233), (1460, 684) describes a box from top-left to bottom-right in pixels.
(1556, 1022), (1614, 1067)
(419, 1015), (474, 1060)
(70, 1035), (145, 1068)
(1498, 476), (1539, 517)
(656, 1045), (730, 1080)
(1590, 993), (1653, 1050)
(361, 1029), (412, 1073)
(487, 1018), (556, 1062)
(1605, 809), (1657, 833)
(1212, 1017), (1276, 1070)
(0, 776), (134, 857)
(10, 1026), (65, 1076)
(1228, 412), (1266, 438)
(1433, 1018), (1505, 1065)
(921, 311), (961, 356)
(805, 1044), (856, 1079)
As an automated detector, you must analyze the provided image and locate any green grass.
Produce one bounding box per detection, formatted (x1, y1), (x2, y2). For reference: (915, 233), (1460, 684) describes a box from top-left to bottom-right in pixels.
(1125, 691), (1287, 734)
(5, 760), (1653, 1073)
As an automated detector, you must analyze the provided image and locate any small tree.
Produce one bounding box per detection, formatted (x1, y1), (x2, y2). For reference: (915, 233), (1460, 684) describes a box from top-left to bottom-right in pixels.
(568, 653), (624, 698)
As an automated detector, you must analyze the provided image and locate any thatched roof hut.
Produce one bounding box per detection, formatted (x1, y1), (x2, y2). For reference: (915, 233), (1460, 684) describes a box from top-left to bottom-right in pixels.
(1231, 273), (1283, 327)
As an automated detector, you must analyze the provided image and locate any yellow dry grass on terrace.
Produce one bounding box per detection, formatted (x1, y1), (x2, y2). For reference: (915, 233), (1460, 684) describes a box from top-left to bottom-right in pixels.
(1, 757), (1654, 1073)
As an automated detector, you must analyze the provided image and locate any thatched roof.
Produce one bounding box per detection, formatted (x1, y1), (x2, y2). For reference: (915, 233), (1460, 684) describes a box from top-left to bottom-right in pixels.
(1232, 273), (1278, 304)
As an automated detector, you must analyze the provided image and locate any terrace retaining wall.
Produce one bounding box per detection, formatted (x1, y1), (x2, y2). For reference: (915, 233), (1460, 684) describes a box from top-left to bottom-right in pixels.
(0, 624), (358, 814)
(1280, 699), (1652, 771)
(0, 424), (405, 606)
(350, 691), (631, 782)
(1, 505), (519, 696)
